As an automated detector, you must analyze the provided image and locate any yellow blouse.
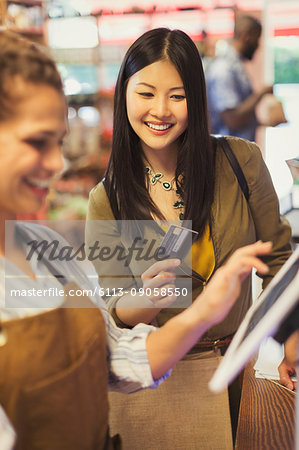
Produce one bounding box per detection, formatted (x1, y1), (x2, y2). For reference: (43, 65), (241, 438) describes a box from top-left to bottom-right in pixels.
(191, 224), (215, 280)
(160, 223), (215, 281)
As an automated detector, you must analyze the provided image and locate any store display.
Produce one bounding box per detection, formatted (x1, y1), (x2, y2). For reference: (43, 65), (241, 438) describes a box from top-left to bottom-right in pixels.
(7, 2), (42, 31)
(2, 0), (44, 38)
(5, 1), (296, 223)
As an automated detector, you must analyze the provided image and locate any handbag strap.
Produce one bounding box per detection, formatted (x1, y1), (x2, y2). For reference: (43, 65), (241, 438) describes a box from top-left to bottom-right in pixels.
(217, 136), (250, 202)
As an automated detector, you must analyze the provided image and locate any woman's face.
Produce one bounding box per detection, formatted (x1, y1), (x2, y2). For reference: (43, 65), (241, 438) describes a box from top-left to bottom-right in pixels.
(0, 80), (67, 218)
(126, 59), (188, 156)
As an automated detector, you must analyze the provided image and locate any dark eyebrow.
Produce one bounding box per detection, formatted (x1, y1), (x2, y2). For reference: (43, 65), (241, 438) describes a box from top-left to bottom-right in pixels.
(26, 129), (67, 140)
(136, 82), (155, 89)
(136, 82), (185, 91)
(169, 87), (185, 92)
(30, 131), (57, 137)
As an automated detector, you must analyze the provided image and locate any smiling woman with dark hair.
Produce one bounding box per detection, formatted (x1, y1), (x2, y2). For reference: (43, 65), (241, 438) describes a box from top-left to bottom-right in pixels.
(105, 28), (214, 232)
(87, 27), (292, 448)
(0, 29), (276, 450)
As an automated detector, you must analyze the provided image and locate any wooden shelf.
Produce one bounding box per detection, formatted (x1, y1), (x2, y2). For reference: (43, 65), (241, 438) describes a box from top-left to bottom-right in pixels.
(8, 25), (43, 34)
(8, 0), (42, 7)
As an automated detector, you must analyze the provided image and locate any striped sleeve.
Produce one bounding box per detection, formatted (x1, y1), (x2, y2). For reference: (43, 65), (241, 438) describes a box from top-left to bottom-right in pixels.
(102, 308), (171, 393)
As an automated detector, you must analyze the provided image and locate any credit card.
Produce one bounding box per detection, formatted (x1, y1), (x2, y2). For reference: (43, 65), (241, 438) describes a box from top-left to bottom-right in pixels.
(159, 225), (198, 261)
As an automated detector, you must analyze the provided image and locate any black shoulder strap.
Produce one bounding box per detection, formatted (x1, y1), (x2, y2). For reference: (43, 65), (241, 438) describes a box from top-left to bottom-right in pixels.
(102, 177), (121, 220)
(217, 136), (250, 202)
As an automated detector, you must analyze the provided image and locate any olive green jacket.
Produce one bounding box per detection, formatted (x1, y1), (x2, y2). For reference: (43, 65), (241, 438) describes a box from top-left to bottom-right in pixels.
(86, 137), (292, 339)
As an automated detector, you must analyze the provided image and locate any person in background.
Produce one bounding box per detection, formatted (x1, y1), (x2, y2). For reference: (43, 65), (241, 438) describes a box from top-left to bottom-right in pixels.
(284, 330), (299, 369)
(0, 30), (273, 450)
(87, 27), (292, 448)
(278, 305), (299, 390)
(206, 15), (273, 141)
(279, 330), (298, 391)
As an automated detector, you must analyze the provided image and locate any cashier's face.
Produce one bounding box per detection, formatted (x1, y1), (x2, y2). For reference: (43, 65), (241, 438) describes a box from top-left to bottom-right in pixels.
(0, 79), (67, 219)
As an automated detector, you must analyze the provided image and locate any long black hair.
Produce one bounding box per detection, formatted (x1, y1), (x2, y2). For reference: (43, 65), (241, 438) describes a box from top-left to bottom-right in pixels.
(105, 28), (216, 236)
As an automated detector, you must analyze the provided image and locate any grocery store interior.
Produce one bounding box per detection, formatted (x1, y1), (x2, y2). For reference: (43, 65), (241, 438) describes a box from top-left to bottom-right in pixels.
(1, 2), (299, 449)
(0, 0), (298, 225)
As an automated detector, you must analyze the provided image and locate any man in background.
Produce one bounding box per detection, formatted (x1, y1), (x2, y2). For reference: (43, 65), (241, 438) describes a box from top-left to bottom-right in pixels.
(206, 15), (273, 141)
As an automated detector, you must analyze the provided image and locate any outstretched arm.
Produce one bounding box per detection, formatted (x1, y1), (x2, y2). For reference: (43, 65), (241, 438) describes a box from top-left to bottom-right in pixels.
(221, 85), (273, 130)
(147, 241), (272, 380)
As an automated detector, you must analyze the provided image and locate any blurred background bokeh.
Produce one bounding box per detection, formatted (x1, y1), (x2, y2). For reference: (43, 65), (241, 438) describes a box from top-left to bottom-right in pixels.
(1, 0), (298, 220)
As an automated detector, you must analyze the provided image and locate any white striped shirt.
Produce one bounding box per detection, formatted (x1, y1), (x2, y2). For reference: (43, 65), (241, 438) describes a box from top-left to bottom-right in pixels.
(1, 223), (170, 393)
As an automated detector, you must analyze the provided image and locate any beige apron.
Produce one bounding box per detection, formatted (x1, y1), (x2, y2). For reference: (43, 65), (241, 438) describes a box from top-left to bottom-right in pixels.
(0, 282), (120, 450)
(108, 351), (233, 450)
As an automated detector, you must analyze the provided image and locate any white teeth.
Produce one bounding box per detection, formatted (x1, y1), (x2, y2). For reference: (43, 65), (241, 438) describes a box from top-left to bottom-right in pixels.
(26, 178), (50, 189)
(146, 122), (173, 131)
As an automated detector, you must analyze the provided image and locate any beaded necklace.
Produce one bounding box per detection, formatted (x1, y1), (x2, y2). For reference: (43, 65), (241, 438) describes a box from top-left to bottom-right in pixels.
(145, 166), (184, 220)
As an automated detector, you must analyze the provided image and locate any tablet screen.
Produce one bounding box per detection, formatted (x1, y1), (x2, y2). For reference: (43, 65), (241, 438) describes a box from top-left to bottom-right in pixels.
(242, 258), (299, 341)
(209, 248), (299, 393)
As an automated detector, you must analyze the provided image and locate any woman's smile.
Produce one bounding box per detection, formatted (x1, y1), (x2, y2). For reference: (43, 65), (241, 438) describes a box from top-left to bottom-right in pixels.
(144, 121), (174, 134)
